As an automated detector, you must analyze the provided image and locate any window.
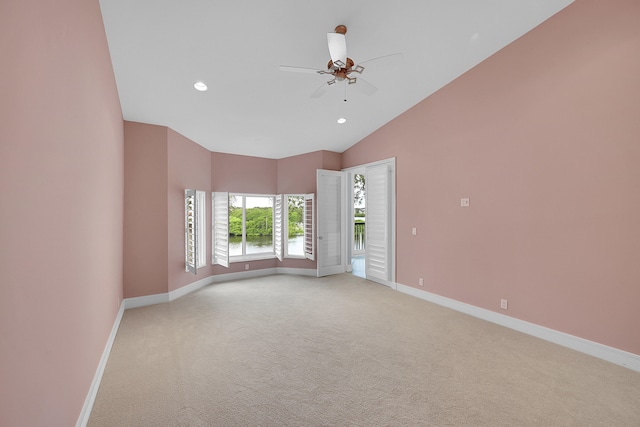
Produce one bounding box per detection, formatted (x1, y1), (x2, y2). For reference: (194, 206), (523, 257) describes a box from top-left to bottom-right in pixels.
(230, 194), (275, 259)
(212, 192), (314, 265)
(185, 189), (206, 274)
(284, 195), (306, 258)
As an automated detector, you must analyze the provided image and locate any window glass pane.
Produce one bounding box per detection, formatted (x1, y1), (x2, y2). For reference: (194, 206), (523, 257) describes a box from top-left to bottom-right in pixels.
(245, 196), (274, 254)
(287, 195), (305, 257)
(229, 195), (243, 257)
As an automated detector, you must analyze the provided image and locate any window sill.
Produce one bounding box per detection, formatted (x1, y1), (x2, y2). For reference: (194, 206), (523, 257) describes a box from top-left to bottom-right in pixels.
(230, 254), (276, 263)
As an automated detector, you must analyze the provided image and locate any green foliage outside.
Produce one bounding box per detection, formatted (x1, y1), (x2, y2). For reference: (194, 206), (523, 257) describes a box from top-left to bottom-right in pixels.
(229, 206), (272, 236)
(287, 196), (304, 237)
(228, 196), (305, 238)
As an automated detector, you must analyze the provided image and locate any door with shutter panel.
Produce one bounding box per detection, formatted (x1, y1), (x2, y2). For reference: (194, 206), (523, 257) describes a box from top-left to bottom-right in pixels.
(316, 169), (346, 277)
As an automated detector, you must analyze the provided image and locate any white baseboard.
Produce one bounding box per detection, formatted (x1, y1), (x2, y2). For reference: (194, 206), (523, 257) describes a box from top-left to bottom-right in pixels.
(123, 292), (169, 309)
(276, 267), (317, 277)
(123, 268), (317, 309)
(395, 283), (640, 373)
(76, 301), (125, 427)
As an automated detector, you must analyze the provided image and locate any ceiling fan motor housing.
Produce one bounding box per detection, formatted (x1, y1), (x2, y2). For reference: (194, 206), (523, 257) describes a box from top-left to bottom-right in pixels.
(328, 58), (355, 80)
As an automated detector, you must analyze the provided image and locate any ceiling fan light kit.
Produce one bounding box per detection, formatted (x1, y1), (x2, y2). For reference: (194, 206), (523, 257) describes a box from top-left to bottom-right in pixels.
(280, 24), (402, 99)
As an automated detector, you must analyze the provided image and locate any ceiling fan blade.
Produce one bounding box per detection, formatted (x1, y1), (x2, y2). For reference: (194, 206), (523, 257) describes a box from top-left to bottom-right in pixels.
(354, 78), (378, 96)
(327, 33), (347, 66)
(279, 65), (322, 74)
(310, 81), (334, 98)
(357, 52), (404, 70)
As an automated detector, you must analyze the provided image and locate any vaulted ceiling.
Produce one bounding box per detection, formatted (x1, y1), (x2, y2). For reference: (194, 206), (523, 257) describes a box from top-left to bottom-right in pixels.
(99, 0), (573, 159)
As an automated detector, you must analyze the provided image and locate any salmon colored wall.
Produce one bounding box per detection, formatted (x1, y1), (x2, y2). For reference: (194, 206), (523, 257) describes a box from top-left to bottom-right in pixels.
(277, 151), (323, 194)
(0, 0), (124, 425)
(321, 150), (343, 171)
(123, 122), (168, 298)
(211, 152), (277, 193)
(167, 129), (214, 292)
(342, 0), (640, 355)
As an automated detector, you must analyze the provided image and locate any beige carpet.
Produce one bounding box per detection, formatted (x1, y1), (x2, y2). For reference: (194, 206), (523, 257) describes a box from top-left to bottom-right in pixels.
(89, 274), (640, 426)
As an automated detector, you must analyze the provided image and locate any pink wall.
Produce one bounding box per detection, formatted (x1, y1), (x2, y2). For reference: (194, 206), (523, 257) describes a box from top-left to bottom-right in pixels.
(124, 122), (168, 298)
(211, 152), (277, 193)
(167, 129), (214, 292)
(342, 0), (640, 355)
(0, 0), (124, 425)
(277, 151), (323, 194)
(321, 150), (343, 171)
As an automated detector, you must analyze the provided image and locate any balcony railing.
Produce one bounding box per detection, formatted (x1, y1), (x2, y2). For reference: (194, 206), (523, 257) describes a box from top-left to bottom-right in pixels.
(354, 221), (365, 251)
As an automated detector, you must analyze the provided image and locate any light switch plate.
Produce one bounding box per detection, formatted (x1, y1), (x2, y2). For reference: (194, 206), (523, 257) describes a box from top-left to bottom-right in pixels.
(461, 198), (470, 207)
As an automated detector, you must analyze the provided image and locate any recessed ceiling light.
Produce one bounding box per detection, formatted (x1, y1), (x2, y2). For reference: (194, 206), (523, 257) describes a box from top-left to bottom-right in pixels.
(194, 81), (208, 91)
(337, 117), (347, 124)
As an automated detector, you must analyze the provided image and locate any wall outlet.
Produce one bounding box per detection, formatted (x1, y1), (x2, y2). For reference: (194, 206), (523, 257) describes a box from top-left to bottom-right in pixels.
(418, 277), (424, 286)
(245, 264), (250, 271)
(500, 299), (508, 310)
(461, 197), (470, 207)
(412, 227), (417, 236)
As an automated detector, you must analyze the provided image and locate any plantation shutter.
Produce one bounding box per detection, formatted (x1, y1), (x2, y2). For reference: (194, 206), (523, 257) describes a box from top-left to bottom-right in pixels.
(274, 194), (283, 261)
(212, 191), (229, 268)
(196, 191), (207, 268)
(304, 193), (315, 261)
(185, 189), (198, 274)
(365, 163), (390, 283)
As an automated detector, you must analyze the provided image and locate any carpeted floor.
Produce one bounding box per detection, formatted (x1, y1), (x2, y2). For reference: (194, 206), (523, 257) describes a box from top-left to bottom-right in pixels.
(88, 274), (640, 426)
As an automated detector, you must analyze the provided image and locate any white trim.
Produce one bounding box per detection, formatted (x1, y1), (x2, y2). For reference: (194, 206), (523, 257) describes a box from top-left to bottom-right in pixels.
(209, 268), (278, 283)
(122, 268), (320, 309)
(342, 157), (396, 284)
(76, 302), (125, 427)
(123, 292), (169, 309)
(367, 276), (395, 288)
(395, 282), (640, 373)
(169, 275), (216, 301)
(342, 156), (396, 172)
(276, 267), (317, 277)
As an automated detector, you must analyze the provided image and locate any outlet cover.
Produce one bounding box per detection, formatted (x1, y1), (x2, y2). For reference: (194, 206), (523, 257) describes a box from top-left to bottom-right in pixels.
(418, 278), (424, 286)
(461, 198), (470, 207)
(500, 299), (508, 310)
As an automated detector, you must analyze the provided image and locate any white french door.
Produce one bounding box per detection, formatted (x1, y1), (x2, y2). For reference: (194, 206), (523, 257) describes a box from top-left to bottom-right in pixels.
(316, 169), (346, 277)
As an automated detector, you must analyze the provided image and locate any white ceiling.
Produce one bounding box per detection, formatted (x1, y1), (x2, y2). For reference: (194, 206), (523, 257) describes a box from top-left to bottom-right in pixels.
(99, 0), (573, 159)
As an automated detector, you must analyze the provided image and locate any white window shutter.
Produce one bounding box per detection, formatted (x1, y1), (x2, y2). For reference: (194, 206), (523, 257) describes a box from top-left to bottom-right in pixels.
(365, 164), (390, 282)
(274, 194), (283, 261)
(212, 191), (229, 268)
(304, 193), (315, 261)
(196, 191), (207, 268)
(185, 189), (198, 274)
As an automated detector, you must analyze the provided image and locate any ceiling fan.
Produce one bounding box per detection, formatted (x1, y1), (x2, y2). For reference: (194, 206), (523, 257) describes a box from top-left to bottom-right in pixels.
(280, 25), (402, 99)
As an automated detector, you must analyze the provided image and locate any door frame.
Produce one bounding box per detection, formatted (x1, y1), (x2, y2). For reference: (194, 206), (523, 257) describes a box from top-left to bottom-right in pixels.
(316, 169), (348, 277)
(343, 157), (396, 286)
